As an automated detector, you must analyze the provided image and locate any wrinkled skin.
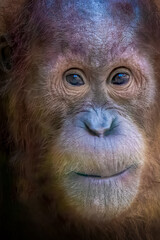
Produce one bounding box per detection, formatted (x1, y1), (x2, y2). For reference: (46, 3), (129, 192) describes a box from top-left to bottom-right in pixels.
(1, 0), (160, 239)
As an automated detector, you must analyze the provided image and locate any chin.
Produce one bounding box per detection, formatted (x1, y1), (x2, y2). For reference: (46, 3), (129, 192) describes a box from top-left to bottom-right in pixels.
(58, 163), (142, 222)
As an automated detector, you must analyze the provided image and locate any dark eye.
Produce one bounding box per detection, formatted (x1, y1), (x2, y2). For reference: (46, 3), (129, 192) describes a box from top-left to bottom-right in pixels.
(66, 74), (84, 86)
(111, 73), (130, 85)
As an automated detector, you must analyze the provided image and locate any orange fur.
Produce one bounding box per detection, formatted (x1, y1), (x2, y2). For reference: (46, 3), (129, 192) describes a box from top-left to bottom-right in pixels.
(1, 1), (160, 240)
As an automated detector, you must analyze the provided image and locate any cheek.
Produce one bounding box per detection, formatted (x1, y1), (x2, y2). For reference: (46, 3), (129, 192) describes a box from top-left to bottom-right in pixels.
(47, 117), (146, 222)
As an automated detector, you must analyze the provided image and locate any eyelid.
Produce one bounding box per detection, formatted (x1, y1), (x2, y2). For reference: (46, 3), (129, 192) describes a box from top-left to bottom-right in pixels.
(63, 68), (86, 75)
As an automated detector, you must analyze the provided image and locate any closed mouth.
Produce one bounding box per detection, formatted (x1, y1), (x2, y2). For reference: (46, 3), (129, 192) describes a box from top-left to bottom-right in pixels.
(74, 166), (132, 179)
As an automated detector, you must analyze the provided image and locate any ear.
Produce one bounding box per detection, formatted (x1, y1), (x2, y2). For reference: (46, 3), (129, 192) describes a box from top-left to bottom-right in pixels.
(0, 35), (12, 72)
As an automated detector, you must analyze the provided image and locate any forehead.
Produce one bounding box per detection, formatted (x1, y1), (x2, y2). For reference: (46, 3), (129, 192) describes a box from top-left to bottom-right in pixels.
(39, 0), (141, 67)
(47, 0), (139, 18)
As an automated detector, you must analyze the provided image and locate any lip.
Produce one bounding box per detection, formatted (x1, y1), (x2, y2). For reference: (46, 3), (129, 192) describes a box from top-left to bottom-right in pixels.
(74, 166), (133, 180)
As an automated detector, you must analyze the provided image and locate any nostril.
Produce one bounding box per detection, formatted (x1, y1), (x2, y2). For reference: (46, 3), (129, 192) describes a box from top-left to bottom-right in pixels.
(84, 123), (100, 137)
(84, 122), (111, 137)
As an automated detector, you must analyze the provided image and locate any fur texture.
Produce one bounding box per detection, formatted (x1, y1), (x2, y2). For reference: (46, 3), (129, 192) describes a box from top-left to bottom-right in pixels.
(1, 1), (160, 240)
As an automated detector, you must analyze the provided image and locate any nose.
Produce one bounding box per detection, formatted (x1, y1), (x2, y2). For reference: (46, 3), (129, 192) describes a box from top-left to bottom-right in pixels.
(82, 108), (114, 137)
